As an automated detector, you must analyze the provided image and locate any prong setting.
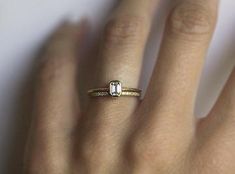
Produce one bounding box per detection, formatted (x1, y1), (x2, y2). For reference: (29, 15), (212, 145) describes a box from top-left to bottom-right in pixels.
(88, 80), (141, 98)
(109, 80), (122, 97)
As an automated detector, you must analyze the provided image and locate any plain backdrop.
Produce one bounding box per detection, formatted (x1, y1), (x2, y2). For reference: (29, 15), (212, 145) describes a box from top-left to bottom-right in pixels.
(0, 0), (235, 173)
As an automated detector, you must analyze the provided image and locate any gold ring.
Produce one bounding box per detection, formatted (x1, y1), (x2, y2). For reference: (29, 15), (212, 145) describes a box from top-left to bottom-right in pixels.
(88, 80), (141, 97)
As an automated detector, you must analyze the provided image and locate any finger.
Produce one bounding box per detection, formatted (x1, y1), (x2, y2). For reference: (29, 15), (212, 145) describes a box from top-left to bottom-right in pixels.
(142, 0), (218, 125)
(77, 0), (159, 170)
(24, 21), (88, 173)
(135, 0), (219, 155)
(195, 68), (235, 172)
(96, 0), (159, 86)
(87, 0), (159, 121)
(197, 67), (235, 151)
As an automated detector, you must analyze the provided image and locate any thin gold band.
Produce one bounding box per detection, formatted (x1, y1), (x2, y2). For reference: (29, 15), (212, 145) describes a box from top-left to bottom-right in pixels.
(87, 80), (141, 98)
(88, 88), (141, 97)
(88, 87), (141, 93)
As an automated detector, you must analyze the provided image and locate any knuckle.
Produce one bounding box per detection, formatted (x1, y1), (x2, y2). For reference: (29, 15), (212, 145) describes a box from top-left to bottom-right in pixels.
(37, 55), (73, 83)
(78, 134), (110, 161)
(129, 132), (190, 169)
(79, 140), (114, 167)
(38, 57), (62, 82)
(50, 25), (75, 44)
(79, 141), (96, 161)
(130, 136), (168, 165)
(130, 139), (155, 163)
(46, 38), (74, 56)
(37, 42), (76, 83)
(168, 2), (217, 38)
(25, 147), (65, 174)
(103, 16), (146, 45)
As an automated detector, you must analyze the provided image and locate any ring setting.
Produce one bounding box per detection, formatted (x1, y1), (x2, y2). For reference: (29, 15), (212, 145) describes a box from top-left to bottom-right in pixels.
(109, 80), (122, 97)
(88, 80), (141, 98)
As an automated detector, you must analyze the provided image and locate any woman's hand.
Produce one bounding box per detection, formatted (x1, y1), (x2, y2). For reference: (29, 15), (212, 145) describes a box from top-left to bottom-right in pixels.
(24, 0), (235, 173)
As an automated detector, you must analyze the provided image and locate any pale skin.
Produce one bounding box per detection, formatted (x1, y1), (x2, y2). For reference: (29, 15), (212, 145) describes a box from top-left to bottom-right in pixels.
(23, 0), (235, 173)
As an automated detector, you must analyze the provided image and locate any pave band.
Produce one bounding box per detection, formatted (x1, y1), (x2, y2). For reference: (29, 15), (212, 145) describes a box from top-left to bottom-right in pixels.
(87, 80), (141, 97)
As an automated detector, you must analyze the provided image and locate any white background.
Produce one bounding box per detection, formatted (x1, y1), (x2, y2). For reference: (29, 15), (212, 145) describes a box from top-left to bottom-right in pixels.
(0, 0), (235, 173)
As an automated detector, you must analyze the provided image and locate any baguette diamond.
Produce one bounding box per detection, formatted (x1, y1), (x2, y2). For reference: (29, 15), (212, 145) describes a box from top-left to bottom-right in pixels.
(88, 80), (141, 97)
(109, 80), (122, 97)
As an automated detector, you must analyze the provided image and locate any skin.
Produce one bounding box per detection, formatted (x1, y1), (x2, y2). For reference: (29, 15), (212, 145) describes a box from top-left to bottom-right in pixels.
(23, 0), (235, 173)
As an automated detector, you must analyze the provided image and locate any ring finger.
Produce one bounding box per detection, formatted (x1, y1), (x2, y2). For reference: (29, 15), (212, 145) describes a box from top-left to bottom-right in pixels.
(85, 0), (159, 130)
(76, 0), (159, 170)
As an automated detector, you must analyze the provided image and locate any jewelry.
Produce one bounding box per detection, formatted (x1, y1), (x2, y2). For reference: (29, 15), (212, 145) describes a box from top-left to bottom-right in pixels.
(88, 80), (141, 97)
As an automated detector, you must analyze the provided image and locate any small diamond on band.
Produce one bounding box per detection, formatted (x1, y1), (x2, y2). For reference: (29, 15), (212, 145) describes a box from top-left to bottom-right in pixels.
(109, 80), (122, 97)
(87, 80), (141, 98)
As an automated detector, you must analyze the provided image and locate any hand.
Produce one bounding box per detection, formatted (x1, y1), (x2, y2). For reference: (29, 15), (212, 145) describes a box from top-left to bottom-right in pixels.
(24, 0), (235, 173)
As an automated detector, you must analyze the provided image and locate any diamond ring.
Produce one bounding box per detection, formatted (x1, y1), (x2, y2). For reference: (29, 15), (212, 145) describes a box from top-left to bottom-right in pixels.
(87, 80), (141, 97)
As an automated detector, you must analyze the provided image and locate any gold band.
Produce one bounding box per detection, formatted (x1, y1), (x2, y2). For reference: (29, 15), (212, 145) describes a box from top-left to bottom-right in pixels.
(87, 80), (141, 98)
(88, 88), (141, 97)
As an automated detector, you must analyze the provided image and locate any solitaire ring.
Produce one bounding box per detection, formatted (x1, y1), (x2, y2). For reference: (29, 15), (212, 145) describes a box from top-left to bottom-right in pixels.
(87, 80), (141, 97)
